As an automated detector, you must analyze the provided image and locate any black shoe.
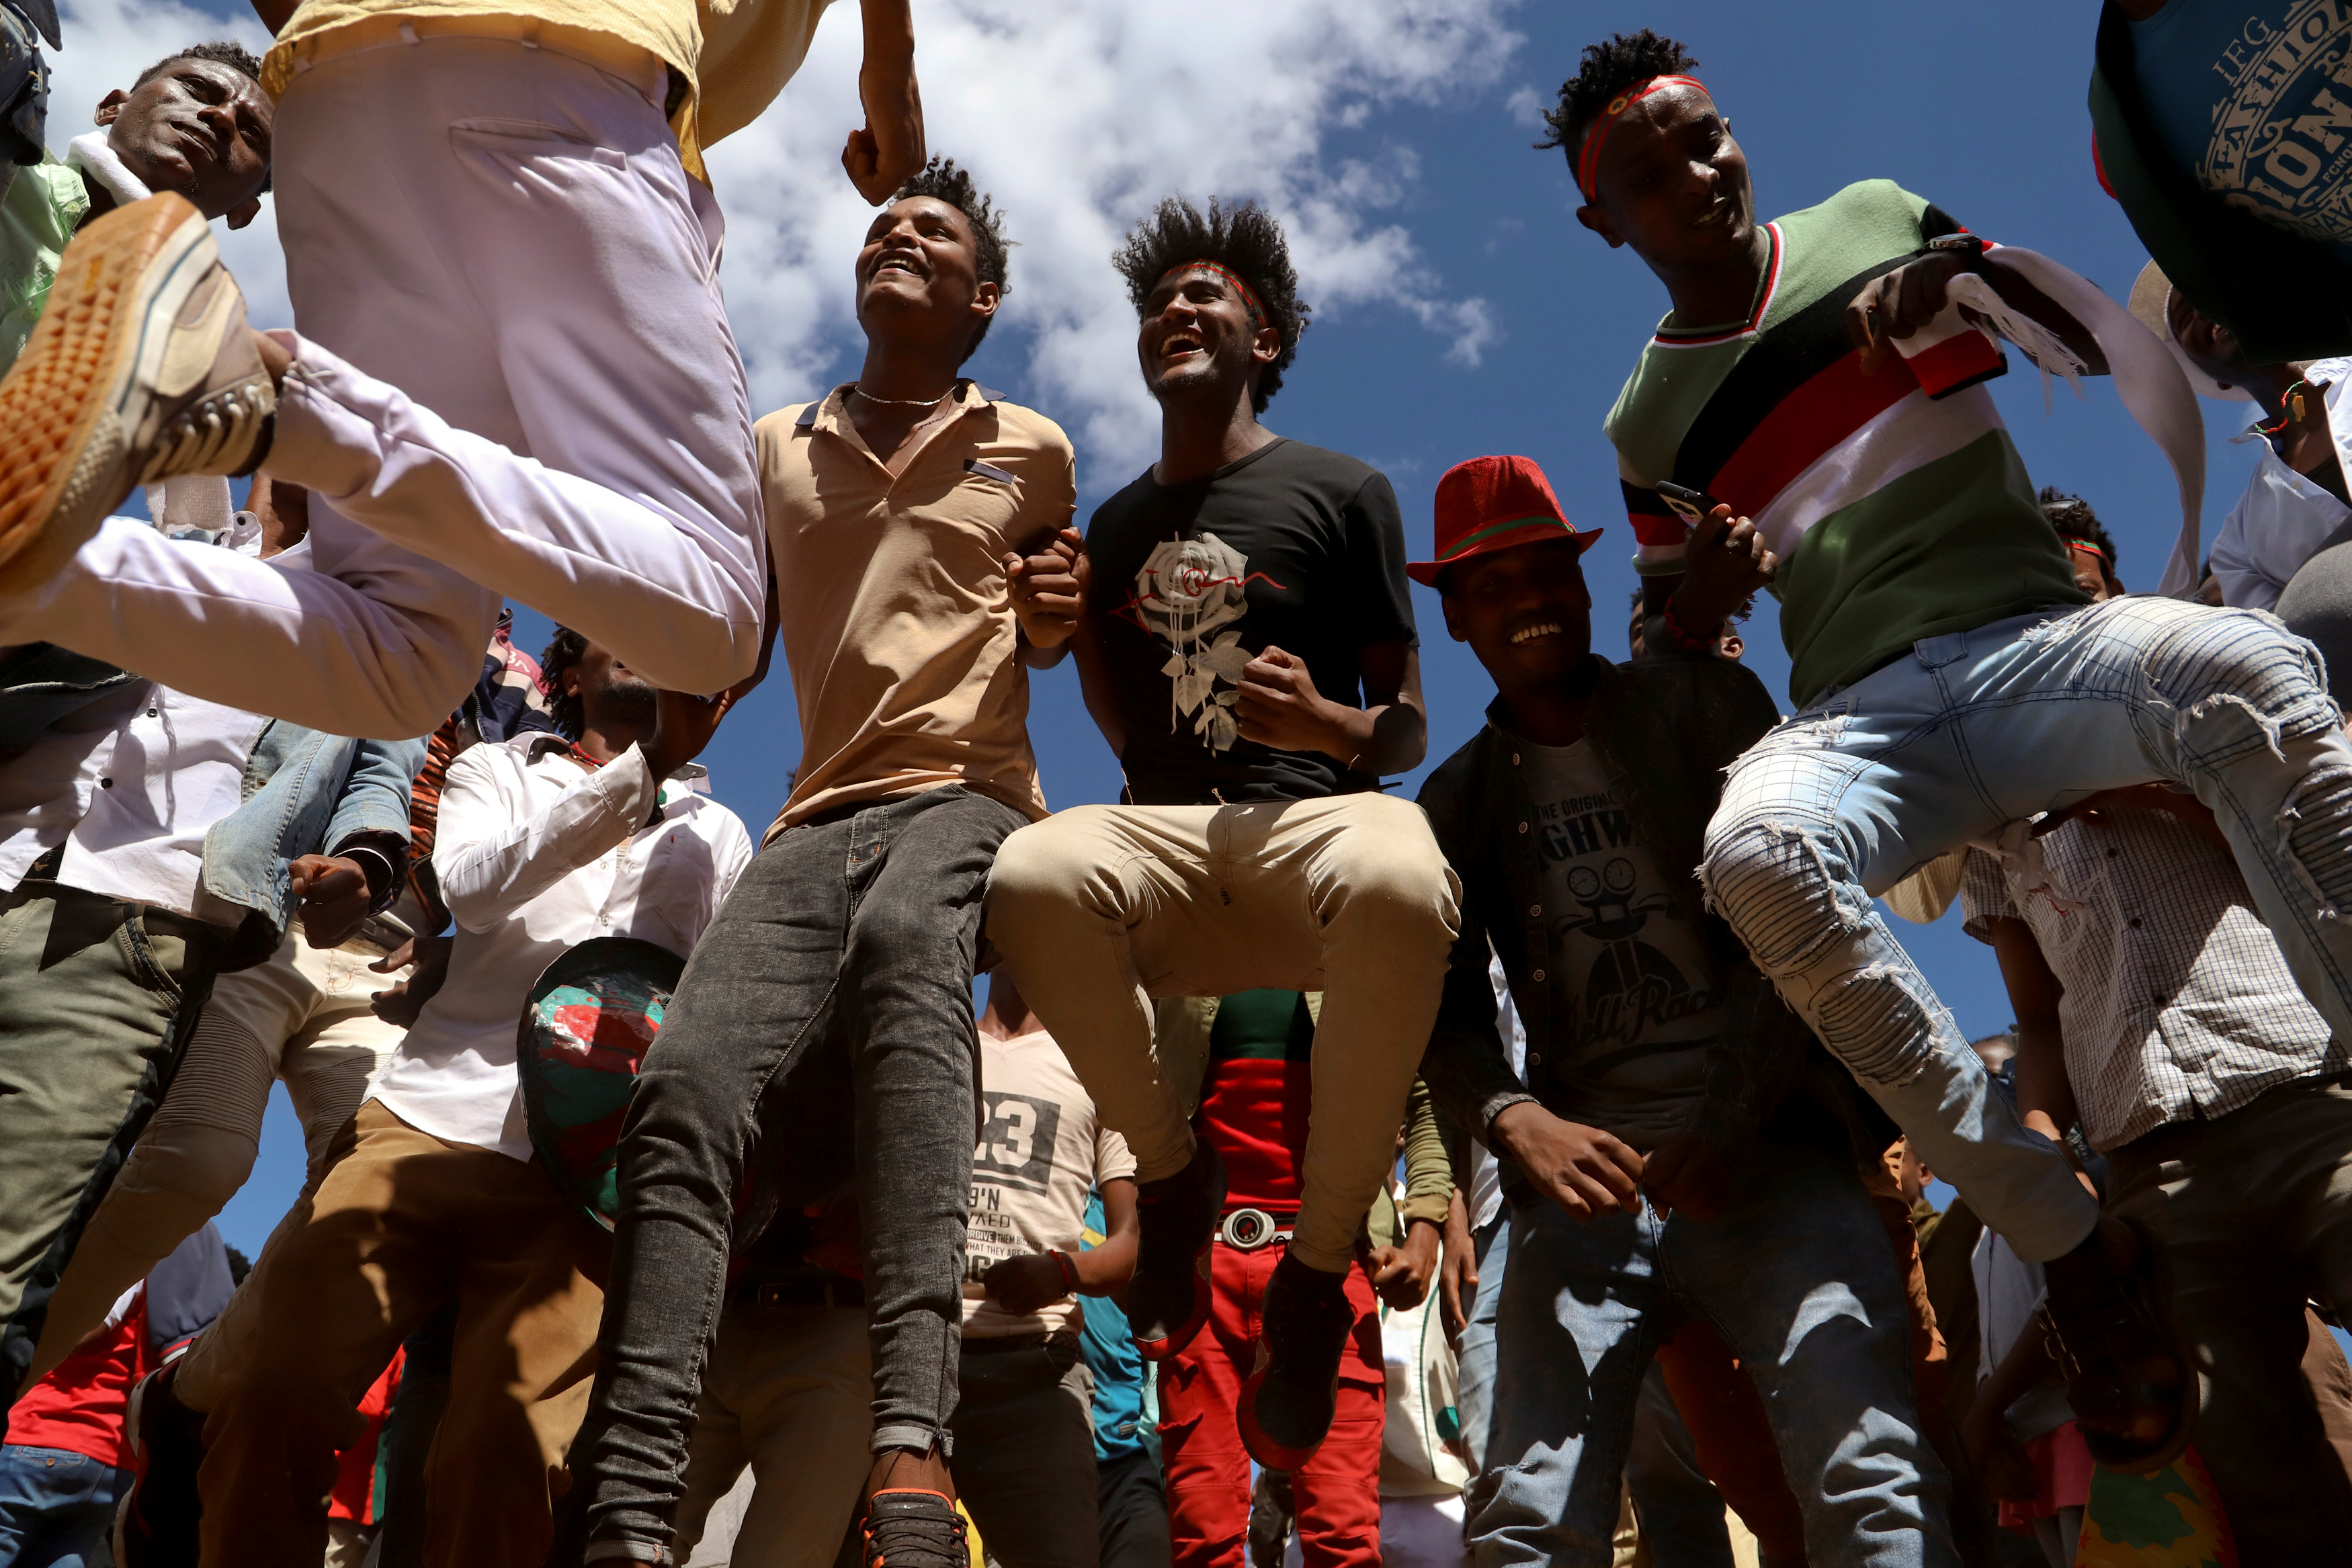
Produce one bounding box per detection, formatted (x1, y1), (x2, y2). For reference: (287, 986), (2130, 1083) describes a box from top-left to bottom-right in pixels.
(1126, 1140), (1225, 1360)
(115, 1359), (204, 1568)
(861, 1489), (967, 1568)
(1238, 1250), (1356, 1469)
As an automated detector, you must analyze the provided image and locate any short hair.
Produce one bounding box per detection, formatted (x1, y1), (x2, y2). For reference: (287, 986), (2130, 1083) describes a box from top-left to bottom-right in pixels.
(2039, 486), (2121, 580)
(1113, 196), (1309, 412)
(540, 626), (589, 742)
(889, 156), (1011, 362)
(134, 41), (263, 91)
(1538, 30), (1700, 164)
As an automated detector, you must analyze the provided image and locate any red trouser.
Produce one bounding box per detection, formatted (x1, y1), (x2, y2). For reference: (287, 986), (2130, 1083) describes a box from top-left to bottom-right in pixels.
(1157, 1237), (1385, 1568)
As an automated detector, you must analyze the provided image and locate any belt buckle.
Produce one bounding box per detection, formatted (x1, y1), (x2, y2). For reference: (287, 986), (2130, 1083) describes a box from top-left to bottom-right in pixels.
(1220, 1207), (1284, 1250)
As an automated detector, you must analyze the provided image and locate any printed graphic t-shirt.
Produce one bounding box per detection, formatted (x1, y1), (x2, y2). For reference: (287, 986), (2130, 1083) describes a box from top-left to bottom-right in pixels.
(1604, 179), (2083, 708)
(2129, 1), (2352, 269)
(1521, 738), (1722, 1148)
(966, 1029), (1137, 1341)
(1084, 438), (1417, 804)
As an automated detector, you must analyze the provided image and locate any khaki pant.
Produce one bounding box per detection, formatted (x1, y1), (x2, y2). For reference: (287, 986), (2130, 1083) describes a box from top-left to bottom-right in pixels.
(28, 928), (407, 1384)
(984, 794), (1460, 1271)
(674, 1304), (872, 1568)
(175, 1100), (605, 1568)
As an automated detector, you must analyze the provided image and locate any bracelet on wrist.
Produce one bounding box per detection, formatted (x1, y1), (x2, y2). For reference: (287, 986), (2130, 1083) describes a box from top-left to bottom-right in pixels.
(1657, 597), (1716, 654)
(1048, 1248), (1079, 1293)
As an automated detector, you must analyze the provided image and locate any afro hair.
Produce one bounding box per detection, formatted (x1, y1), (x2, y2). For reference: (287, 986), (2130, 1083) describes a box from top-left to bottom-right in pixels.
(889, 156), (1011, 362)
(135, 40), (263, 90)
(540, 625), (589, 742)
(1113, 196), (1309, 413)
(1538, 30), (1699, 166)
(2039, 486), (2122, 583)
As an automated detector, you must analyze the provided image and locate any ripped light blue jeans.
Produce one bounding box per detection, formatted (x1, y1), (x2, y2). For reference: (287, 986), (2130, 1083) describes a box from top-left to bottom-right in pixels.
(1468, 1140), (1953, 1568)
(1705, 598), (2352, 1262)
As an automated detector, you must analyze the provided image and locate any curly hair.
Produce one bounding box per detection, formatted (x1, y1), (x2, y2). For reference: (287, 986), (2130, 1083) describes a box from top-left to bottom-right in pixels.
(2039, 486), (2121, 581)
(1537, 30), (1700, 164)
(135, 40), (264, 89)
(540, 625), (589, 742)
(890, 156), (1011, 361)
(1113, 196), (1309, 413)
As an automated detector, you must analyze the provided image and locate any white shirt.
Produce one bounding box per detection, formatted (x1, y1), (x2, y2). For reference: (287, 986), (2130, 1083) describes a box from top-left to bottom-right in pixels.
(2212, 358), (2352, 611)
(373, 734), (753, 1160)
(1466, 950), (1529, 1232)
(0, 678), (269, 918)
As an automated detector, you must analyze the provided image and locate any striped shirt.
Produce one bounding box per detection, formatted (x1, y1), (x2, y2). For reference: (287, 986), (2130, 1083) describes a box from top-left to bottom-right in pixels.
(1603, 179), (2086, 708)
(1958, 810), (2344, 1152)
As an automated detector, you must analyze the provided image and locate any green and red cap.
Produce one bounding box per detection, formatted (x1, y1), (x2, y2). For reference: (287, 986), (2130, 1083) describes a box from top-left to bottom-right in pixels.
(1409, 455), (1601, 589)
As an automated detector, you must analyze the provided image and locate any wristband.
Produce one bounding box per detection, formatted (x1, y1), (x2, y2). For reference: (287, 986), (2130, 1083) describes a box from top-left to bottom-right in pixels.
(1048, 1248), (1079, 1293)
(1656, 597), (1716, 654)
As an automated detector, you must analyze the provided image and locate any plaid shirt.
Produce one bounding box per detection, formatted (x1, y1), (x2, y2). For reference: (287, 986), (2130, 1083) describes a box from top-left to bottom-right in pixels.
(1960, 806), (2344, 1151)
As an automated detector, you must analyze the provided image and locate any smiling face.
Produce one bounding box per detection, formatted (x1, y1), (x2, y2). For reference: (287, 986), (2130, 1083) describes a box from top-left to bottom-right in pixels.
(1576, 83), (1756, 284)
(1136, 263), (1279, 408)
(1441, 537), (1595, 699)
(97, 59), (271, 226)
(855, 194), (998, 355)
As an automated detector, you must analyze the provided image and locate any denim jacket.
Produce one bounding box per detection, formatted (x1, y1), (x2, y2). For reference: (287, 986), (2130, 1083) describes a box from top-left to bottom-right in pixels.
(1, 643), (425, 971)
(1417, 654), (1857, 1164)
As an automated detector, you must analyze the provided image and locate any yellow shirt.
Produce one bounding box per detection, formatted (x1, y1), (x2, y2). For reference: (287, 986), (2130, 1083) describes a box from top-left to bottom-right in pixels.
(263, 0), (834, 178)
(762, 383), (1076, 834)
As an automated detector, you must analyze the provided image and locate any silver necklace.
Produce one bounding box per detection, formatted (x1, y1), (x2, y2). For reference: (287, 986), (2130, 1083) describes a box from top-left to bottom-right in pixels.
(852, 384), (954, 408)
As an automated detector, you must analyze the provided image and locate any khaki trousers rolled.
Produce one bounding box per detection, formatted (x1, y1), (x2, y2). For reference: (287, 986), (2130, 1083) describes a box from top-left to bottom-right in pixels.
(175, 1100), (605, 1568)
(28, 928), (407, 1384)
(984, 793), (1460, 1272)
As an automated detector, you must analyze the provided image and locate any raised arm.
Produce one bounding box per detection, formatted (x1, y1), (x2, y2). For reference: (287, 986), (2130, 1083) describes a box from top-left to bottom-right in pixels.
(432, 744), (662, 934)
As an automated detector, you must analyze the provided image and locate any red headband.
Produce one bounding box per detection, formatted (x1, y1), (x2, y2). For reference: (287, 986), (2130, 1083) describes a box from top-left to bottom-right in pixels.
(1575, 74), (1709, 202)
(1159, 261), (1267, 325)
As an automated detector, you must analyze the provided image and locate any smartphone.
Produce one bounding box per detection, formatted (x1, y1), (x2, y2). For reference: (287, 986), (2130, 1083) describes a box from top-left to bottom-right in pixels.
(1653, 480), (1724, 527)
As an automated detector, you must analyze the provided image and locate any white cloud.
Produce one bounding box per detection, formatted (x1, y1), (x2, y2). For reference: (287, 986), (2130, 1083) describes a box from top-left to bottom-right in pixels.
(52, 0), (1519, 482)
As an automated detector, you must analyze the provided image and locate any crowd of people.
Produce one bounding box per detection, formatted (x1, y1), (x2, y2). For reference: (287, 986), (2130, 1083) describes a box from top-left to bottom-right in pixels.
(1, 0), (2351, 1564)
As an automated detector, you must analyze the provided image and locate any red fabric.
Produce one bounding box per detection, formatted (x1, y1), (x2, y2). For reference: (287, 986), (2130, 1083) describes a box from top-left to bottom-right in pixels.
(1708, 350), (1919, 525)
(1158, 1242), (1386, 1568)
(327, 1350), (405, 1525)
(7, 1295), (146, 1467)
(1409, 455), (1599, 586)
(1998, 1420), (2095, 1531)
(1198, 1058), (1312, 1212)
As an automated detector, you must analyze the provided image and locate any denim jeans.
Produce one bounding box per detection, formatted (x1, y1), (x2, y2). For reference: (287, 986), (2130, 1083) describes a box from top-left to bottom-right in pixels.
(1469, 1140), (1954, 1568)
(573, 785), (1030, 1557)
(0, 1444), (130, 1568)
(1704, 597), (2352, 1263)
(1622, 1364), (1732, 1568)
(1455, 1213), (1508, 1475)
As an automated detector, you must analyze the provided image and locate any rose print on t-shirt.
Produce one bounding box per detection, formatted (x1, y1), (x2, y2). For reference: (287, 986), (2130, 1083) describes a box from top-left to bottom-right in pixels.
(1132, 532), (1256, 752)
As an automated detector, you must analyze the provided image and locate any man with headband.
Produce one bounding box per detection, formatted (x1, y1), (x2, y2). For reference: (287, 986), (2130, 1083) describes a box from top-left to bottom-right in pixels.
(985, 196), (1459, 1472)
(1560, 26), (2352, 1481)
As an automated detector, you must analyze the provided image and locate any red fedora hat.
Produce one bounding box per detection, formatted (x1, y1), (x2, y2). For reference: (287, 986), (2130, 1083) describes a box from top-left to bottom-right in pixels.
(1409, 455), (1601, 588)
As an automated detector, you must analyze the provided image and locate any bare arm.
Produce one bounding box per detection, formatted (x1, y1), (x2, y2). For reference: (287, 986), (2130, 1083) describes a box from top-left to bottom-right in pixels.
(249, 0), (297, 32)
(841, 0), (923, 204)
(1073, 1177), (1138, 1295)
(1234, 640), (1426, 777)
(1987, 914), (2081, 1149)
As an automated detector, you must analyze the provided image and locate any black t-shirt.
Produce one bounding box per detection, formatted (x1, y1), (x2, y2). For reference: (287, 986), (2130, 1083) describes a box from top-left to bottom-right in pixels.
(1085, 437), (1416, 805)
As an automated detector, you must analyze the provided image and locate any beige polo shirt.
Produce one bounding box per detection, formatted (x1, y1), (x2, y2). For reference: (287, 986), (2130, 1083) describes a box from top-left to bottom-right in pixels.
(763, 382), (1075, 834)
(263, 0), (835, 178)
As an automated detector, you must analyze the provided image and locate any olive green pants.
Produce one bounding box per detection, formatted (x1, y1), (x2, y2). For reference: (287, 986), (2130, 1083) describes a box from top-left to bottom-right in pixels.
(0, 875), (219, 1403)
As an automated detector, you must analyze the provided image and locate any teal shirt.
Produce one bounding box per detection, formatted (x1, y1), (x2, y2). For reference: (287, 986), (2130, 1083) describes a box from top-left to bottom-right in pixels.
(0, 155), (87, 374)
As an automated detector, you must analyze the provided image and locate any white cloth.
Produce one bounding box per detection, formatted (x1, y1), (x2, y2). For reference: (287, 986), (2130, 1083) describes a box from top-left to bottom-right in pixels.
(2212, 363), (2352, 611)
(0, 676), (266, 917)
(0, 36), (765, 742)
(964, 1027), (1137, 1342)
(1466, 949), (1528, 1233)
(376, 733), (752, 1160)
(63, 131), (146, 207)
(1379, 1290), (1467, 1498)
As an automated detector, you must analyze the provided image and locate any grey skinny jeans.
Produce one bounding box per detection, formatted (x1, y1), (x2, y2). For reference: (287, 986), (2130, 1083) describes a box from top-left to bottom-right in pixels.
(572, 785), (1030, 1557)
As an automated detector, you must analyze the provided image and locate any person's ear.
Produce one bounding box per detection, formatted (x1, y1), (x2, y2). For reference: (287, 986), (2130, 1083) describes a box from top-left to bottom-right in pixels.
(1574, 202), (1624, 249)
(969, 279), (999, 324)
(1440, 596), (1469, 644)
(225, 196), (261, 230)
(1253, 320), (1282, 366)
(94, 89), (128, 128)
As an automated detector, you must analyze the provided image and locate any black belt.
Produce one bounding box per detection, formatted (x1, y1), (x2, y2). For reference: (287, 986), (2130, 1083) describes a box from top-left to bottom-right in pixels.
(734, 1274), (864, 1313)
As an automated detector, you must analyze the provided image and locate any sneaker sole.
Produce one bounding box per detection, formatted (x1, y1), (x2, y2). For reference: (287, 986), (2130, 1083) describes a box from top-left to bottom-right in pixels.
(0, 193), (222, 597)
(1236, 1341), (1335, 1472)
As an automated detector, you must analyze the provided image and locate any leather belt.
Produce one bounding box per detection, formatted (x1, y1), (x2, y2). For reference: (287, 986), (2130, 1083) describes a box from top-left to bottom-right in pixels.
(734, 1274), (864, 1313)
(1218, 1207), (1294, 1251)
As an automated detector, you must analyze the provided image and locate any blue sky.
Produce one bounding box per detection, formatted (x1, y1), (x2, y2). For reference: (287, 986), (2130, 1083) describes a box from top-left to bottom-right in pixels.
(156, 0), (2269, 1254)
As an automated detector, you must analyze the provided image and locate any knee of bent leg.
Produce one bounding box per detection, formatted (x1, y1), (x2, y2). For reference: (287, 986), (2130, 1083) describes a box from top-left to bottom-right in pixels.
(2154, 609), (2341, 754)
(984, 819), (1102, 938)
(1322, 815), (1461, 949)
(1700, 814), (1861, 977)
(120, 1122), (258, 1213)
